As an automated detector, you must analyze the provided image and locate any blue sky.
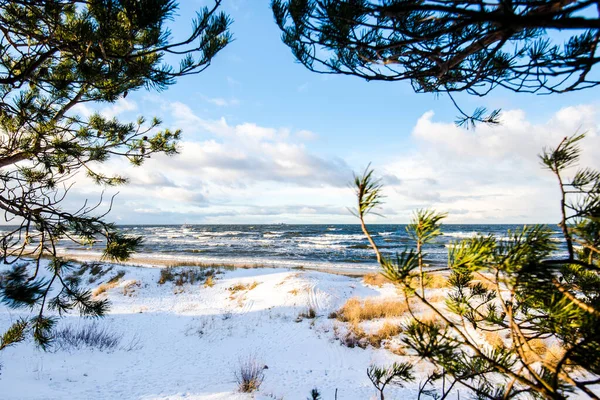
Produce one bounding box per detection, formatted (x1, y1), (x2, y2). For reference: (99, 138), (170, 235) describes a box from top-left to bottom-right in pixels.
(68, 0), (600, 225)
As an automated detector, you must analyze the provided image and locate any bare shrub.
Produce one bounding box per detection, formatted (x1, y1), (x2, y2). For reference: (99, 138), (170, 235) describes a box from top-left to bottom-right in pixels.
(298, 306), (316, 321)
(235, 354), (266, 392)
(53, 323), (122, 352)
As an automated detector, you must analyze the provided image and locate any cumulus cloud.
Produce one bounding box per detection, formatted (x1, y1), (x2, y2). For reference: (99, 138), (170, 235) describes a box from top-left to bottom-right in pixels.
(60, 101), (354, 223)
(373, 104), (600, 223)
(50, 101), (600, 224)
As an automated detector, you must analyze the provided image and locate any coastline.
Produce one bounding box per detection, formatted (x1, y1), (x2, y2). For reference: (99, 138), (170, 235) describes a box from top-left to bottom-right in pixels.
(55, 251), (373, 278)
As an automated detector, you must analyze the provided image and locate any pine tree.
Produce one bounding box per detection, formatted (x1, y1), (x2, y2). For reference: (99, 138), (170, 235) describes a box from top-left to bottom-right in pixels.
(0, 0), (231, 353)
(354, 134), (600, 399)
(272, 0), (600, 126)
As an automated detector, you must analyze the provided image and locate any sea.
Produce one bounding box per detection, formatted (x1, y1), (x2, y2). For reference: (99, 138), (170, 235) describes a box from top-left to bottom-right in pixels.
(26, 224), (566, 273)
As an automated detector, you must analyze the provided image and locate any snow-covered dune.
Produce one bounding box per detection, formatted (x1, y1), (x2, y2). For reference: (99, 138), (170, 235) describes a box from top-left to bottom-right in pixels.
(0, 263), (426, 400)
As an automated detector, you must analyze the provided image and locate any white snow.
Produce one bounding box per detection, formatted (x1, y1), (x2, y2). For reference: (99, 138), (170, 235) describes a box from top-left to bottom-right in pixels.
(0, 262), (427, 400)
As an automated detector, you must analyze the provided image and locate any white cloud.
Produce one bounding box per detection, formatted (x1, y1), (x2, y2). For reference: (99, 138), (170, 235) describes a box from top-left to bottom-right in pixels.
(372, 104), (600, 223)
(51, 102), (600, 224)
(60, 101), (353, 223)
(70, 98), (137, 119)
(203, 96), (240, 107)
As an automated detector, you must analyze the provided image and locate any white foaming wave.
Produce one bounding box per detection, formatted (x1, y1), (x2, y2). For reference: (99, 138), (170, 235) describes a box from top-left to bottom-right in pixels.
(443, 231), (479, 239)
(297, 243), (347, 250)
(296, 234), (364, 244)
(378, 232), (395, 236)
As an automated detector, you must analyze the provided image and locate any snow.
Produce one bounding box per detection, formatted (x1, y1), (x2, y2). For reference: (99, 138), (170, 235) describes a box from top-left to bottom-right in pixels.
(0, 262), (426, 400)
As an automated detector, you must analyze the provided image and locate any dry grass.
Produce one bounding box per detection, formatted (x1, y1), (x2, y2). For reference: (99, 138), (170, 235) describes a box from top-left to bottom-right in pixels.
(235, 355), (265, 393)
(93, 281), (118, 297)
(337, 297), (410, 323)
(288, 288), (299, 296)
(335, 319), (403, 349)
(363, 273), (391, 287)
(424, 273), (448, 289)
(165, 261), (238, 270)
(334, 297), (409, 349)
(367, 322), (403, 347)
(297, 307), (316, 321)
(107, 270), (126, 284)
(122, 280), (141, 296)
(419, 311), (447, 326)
(543, 344), (566, 368)
(483, 331), (505, 349)
(528, 338), (548, 356)
(228, 281), (260, 293)
(385, 343), (407, 356)
(204, 276), (215, 288)
(425, 293), (446, 303)
(92, 271), (126, 297)
(159, 267), (216, 286)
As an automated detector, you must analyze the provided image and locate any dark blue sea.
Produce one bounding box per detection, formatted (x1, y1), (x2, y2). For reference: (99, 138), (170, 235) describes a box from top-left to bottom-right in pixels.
(38, 224), (566, 272)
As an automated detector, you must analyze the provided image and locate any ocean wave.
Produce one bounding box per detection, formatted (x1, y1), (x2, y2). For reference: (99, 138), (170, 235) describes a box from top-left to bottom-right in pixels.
(443, 231), (479, 239)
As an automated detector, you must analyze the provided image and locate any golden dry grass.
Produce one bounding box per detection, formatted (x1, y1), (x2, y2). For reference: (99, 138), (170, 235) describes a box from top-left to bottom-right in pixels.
(543, 344), (566, 368)
(337, 297), (410, 323)
(483, 331), (505, 349)
(419, 311), (448, 326)
(424, 273), (448, 289)
(368, 322), (403, 347)
(363, 273), (392, 287)
(425, 293), (446, 303)
(288, 288), (299, 296)
(228, 281), (260, 293)
(385, 343), (407, 356)
(204, 276), (215, 288)
(93, 281), (118, 297)
(528, 338), (548, 356)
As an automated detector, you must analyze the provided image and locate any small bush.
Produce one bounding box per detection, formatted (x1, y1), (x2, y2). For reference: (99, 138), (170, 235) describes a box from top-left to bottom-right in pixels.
(235, 355), (266, 393)
(53, 323), (122, 352)
(204, 275), (215, 287)
(298, 307), (316, 320)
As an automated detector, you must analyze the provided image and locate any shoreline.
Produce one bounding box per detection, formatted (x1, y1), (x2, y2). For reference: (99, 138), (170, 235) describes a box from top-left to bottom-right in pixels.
(55, 251), (372, 278)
